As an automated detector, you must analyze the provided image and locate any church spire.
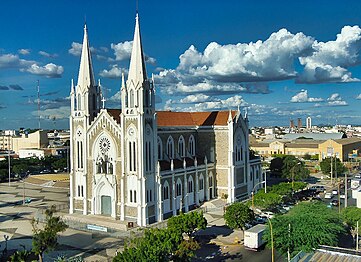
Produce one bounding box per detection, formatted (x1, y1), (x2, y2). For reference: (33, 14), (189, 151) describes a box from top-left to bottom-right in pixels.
(127, 13), (147, 87)
(77, 23), (95, 91)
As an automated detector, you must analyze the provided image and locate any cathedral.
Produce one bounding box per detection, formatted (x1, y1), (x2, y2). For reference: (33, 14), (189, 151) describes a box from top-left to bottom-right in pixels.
(69, 13), (262, 227)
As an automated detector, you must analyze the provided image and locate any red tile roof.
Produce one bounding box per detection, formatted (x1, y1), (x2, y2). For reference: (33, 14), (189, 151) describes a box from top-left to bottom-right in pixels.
(106, 109), (237, 127)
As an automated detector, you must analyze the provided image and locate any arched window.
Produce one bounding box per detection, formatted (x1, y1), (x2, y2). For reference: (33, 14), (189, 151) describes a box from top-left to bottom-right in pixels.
(188, 135), (195, 156)
(129, 89), (134, 108)
(235, 132), (242, 163)
(188, 176), (194, 193)
(176, 178), (182, 196)
(167, 136), (174, 159)
(199, 174), (204, 190)
(77, 94), (81, 110)
(157, 137), (163, 160)
(163, 181), (169, 200)
(178, 136), (185, 157)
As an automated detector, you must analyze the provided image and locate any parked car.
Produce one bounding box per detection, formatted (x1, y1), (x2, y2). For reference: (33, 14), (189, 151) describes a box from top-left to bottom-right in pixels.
(310, 185), (325, 192)
(332, 190), (338, 195)
(355, 174), (361, 179)
(254, 216), (267, 224)
(325, 193), (332, 199)
(261, 211), (275, 219)
(331, 199), (339, 206)
(340, 194), (346, 199)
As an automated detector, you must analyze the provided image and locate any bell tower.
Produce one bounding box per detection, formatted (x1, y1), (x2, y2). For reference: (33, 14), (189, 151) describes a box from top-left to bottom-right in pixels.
(120, 13), (157, 226)
(69, 24), (101, 215)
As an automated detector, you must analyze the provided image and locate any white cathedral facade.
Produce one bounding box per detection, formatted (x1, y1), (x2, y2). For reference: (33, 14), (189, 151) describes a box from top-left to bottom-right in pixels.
(69, 14), (262, 227)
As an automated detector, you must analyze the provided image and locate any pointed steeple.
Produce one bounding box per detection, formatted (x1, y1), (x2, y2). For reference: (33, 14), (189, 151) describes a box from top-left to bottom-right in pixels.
(127, 13), (147, 87)
(77, 23), (95, 91)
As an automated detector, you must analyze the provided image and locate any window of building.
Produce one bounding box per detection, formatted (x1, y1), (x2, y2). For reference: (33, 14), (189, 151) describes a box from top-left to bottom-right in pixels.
(163, 182), (169, 200)
(167, 136), (174, 159)
(157, 137), (163, 160)
(188, 176), (193, 193)
(199, 175), (204, 190)
(129, 89), (134, 108)
(176, 179), (182, 196)
(178, 136), (185, 157)
(188, 135), (195, 156)
(129, 141), (136, 172)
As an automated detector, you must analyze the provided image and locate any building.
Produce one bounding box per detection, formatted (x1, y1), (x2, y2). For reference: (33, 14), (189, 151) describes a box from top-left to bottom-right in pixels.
(69, 14), (262, 227)
(297, 118), (302, 129)
(0, 130), (49, 154)
(250, 135), (361, 162)
(306, 116), (312, 129)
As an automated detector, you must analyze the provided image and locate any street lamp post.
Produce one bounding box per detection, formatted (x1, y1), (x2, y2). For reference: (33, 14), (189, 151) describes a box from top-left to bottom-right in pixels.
(268, 218), (275, 262)
(251, 180), (266, 210)
(8, 148), (11, 187)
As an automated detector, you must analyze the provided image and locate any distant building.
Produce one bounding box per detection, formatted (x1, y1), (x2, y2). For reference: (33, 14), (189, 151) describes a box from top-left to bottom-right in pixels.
(306, 116), (312, 129)
(297, 118), (302, 129)
(0, 130), (48, 154)
(19, 149), (45, 159)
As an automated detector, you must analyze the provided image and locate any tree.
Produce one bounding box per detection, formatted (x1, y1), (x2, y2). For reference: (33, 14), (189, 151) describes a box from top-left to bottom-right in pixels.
(320, 157), (346, 176)
(253, 191), (282, 209)
(32, 205), (68, 262)
(263, 202), (345, 256)
(342, 206), (361, 242)
(270, 157), (284, 173)
(114, 212), (207, 262)
(167, 211), (207, 237)
(282, 156), (310, 181)
(224, 202), (254, 230)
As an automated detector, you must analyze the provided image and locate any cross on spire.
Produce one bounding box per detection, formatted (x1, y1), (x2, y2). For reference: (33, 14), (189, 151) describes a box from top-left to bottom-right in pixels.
(101, 97), (106, 109)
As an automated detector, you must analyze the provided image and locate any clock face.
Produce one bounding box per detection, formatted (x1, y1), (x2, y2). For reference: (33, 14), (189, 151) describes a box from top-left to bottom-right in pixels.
(128, 127), (135, 137)
(99, 137), (110, 153)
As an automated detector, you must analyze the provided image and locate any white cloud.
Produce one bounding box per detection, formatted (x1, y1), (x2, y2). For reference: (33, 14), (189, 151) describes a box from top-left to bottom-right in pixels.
(111, 41), (133, 61)
(0, 54), (32, 69)
(356, 94), (361, 99)
(33, 106), (70, 120)
(99, 65), (125, 79)
(298, 25), (361, 83)
(165, 95), (247, 112)
(326, 93), (348, 106)
(38, 51), (58, 58)
(179, 94), (210, 103)
(24, 63), (64, 78)
(68, 42), (83, 56)
(290, 89), (323, 103)
(18, 49), (30, 55)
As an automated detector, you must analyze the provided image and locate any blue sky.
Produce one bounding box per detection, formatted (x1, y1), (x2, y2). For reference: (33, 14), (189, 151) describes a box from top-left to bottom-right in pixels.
(1, 0), (361, 129)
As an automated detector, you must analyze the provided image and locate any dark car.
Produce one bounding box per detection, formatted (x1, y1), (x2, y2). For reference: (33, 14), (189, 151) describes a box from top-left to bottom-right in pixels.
(331, 199), (339, 206)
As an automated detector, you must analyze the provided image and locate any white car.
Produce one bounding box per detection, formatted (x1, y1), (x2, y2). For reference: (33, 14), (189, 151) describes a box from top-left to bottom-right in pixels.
(332, 190), (338, 195)
(325, 193), (332, 199)
(356, 174), (361, 179)
(340, 194), (346, 199)
(262, 211), (275, 219)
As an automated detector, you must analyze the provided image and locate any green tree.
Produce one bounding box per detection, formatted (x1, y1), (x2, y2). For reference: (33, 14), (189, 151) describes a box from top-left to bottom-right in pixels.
(320, 157), (346, 176)
(253, 191), (282, 209)
(167, 211), (207, 237)
(13, 163), (28, 175)
(32, 205), (68, 262)
(282, 156), (310, 181)
(263, 202), (345, 256)
(52, 157), (67, 171)
(270, 157), (284, 173)
(224, 202), (254, 230)
(114, 212), (207, 262)
(342, 206), (361, 241)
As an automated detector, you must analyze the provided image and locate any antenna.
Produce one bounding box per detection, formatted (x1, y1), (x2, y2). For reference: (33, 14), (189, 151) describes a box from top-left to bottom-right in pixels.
(37, 80), (40, 130)
(136, 0), (139, 13)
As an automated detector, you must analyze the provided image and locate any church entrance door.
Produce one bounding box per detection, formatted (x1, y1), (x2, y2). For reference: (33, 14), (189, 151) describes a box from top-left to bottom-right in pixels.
(101, 195), (111, 216)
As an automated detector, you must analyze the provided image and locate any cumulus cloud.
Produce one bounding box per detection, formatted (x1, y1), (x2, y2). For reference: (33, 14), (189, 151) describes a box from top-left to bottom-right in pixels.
(0, 54), (32, 69)
(99, 65), (125, 79)
(165, 95), (247, 112)
(179, 94), (210, 103)
(111, 41), (133, 61)
(68, 42), (82, 56)
(290, 89), (323, 103)
(111, 40), (156, 64)
(23, 63), (64, 78)
(18, 49), (30, 55)
(327, 93), (348, 106)
(298, 26), (361, 83)
(356, 94), (361, 99)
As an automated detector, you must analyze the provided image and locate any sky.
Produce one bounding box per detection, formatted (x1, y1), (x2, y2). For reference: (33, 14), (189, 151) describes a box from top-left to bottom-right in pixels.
(1, 0), (361, 129)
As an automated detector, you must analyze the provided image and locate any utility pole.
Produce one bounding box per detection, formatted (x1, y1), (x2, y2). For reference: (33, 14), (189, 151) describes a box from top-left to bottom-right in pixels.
(335, 155), (337, 181)
(345, 171), (348, 208)
(287, 223), (291, 262)
(330, 155), (333, 185)
(357, 221), (359, 252)
(8, 147), (11, 187)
